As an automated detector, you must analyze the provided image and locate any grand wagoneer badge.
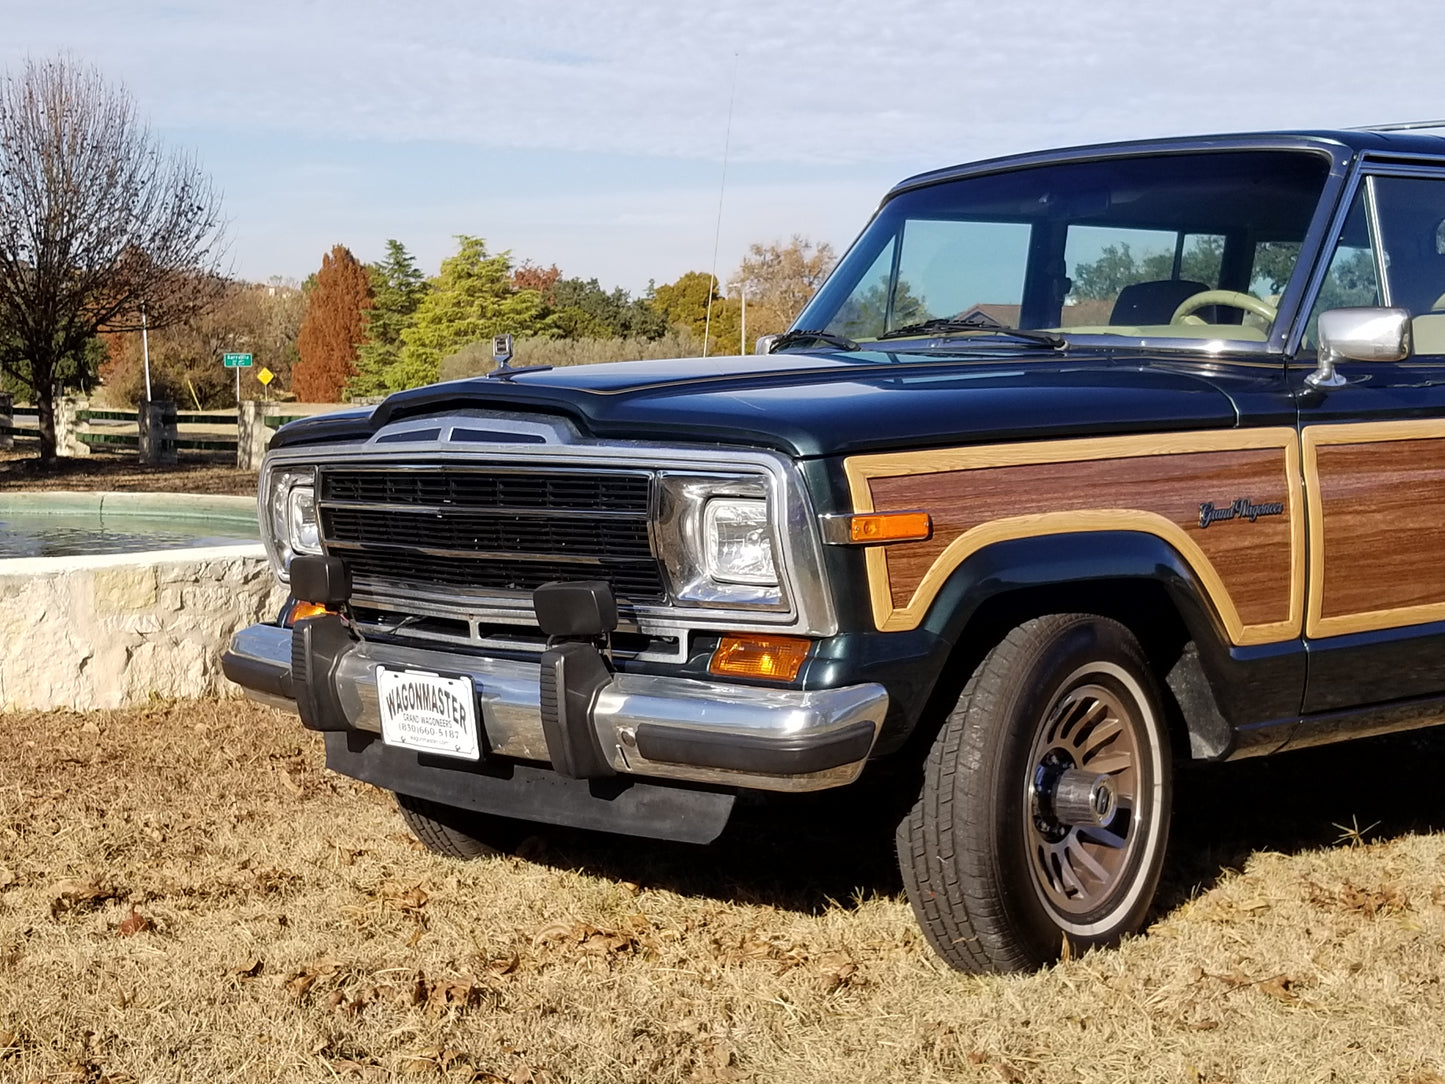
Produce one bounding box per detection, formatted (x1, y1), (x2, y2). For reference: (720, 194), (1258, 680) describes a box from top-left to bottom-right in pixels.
(1198, 497), (1286, 528)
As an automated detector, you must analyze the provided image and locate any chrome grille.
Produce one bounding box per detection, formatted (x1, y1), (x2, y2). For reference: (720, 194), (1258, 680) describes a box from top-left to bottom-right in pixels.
(317, 465), (664, 602)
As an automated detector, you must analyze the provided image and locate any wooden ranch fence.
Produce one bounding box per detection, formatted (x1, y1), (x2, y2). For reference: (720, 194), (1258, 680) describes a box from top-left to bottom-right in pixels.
(0, 395), (352, 469)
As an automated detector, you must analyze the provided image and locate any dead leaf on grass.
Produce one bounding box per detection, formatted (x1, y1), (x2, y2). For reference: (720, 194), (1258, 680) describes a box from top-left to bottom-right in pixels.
(400, 1045), (465, 1073)
(485, 952), (520, 977)
(382, 882), (429, 913)
(385, 831), (430, 854)
(252, 867), (299, 895)
(284, 957), (342, 1000)
(968, 1050), (1026, 1084)
(1258, 975), (1299, 1004)
(227, 958), (263, 979)
(1206, 967), (1304, 1004)
(425, 977), (482, 1017)
(50, 878), (121, 917)
(0, 868), (16, 891)
(531, 921), (573, 948)
(115, 906), (153, 938)
(816, 950), (860, 993)
(1310, 879), (1407, 917)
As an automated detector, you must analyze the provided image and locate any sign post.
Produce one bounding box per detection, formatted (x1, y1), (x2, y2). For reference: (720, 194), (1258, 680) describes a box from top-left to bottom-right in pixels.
(257, 366), (274, 402)
(223, 352), (253, 407)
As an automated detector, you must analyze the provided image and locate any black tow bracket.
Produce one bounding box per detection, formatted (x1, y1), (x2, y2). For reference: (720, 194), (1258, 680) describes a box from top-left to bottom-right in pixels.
(291, 613), (355, 732)
(534, 581), (618, 779)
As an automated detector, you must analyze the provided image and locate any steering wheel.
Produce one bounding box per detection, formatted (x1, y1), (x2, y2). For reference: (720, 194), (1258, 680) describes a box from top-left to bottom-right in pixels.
(1170, 289), (1278, 326)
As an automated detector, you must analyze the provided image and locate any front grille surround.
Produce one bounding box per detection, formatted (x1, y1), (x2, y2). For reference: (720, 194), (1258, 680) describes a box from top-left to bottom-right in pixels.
(260, 430), (838, 641)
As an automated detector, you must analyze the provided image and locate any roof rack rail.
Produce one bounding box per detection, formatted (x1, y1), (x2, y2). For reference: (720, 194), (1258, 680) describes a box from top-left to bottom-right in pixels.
(1349, 119), (1445, 132)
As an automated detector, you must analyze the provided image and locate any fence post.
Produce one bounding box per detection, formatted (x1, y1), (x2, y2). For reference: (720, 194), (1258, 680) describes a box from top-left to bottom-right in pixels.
(138, 399), (177, 465)
(56, 397), (91, 458)
(237, 400), (273, 471)
(0, 392), (11, 451)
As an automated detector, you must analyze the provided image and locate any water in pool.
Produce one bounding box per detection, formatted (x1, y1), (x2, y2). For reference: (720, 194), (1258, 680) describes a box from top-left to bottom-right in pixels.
(0, 512), (261, 558)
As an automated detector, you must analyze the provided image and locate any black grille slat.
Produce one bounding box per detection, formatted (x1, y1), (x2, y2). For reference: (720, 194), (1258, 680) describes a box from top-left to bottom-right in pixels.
(321, 470), (649, 513)
(317, 466), (663, 602)
(323, 508), (650, 557)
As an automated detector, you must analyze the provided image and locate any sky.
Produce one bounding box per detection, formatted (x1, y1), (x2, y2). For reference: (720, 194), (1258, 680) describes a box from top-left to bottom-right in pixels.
(7, 0), (1445, 295)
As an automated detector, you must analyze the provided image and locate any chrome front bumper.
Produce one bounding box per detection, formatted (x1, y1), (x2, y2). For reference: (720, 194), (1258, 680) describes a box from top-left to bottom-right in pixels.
(223, 624), (888, 793)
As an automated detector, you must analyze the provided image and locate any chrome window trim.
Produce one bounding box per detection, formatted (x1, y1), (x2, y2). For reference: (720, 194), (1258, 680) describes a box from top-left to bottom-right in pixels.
(796, 142), (1352, 364)
(260, 414), (838, 639)
(1287, 153), (1445, 358)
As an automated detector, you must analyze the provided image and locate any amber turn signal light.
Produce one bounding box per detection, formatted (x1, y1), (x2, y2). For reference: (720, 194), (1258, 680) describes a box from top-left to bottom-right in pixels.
(284, 600), (333, 626)
(709, 635), (812, 682)
(849, 510), (932, 544)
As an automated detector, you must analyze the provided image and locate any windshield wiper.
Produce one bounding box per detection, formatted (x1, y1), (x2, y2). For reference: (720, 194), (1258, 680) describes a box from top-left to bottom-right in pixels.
(877, 317), (1066, 349)
(769, 328), (861, 352)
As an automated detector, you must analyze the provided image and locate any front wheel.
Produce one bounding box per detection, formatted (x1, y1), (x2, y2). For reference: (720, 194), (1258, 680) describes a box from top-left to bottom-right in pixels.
(395, 792), (525, 860)
(898, 614), (1173, 973)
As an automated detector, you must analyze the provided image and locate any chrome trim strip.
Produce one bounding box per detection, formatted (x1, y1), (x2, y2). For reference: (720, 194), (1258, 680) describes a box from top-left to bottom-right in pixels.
(319, 499), (646, 521)
(328, 539), (634, 568)
(226, 624), (885, 793)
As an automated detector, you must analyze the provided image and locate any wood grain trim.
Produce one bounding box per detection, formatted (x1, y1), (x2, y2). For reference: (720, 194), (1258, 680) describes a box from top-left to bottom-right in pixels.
(1304, 419), (1445, 638)
(845, 428), (1303, 645)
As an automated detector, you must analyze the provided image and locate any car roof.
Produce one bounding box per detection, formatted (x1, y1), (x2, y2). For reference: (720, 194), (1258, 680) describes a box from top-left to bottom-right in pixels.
(888, 128), (1445, 198)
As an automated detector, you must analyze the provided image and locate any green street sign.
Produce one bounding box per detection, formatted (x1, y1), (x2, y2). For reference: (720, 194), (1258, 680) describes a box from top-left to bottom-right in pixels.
(223, 352), (253, 368)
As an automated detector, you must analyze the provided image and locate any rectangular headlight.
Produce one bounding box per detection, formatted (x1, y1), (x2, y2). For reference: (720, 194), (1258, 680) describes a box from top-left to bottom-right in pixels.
(287, 484), (321, 556)
(264, 466), (318, 574)
(656, 473), (787, 609)
(704, 498), (777, 585)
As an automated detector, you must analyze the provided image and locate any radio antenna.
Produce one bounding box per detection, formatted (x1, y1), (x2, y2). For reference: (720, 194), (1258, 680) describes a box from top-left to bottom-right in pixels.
(1348, 119), (1445, 132)
(702, 54), (739, 359)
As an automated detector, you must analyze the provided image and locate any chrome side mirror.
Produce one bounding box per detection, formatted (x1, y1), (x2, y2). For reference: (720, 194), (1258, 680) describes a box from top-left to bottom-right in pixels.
(754, 334), (779, 355)
(1308, 307), (1411, 388)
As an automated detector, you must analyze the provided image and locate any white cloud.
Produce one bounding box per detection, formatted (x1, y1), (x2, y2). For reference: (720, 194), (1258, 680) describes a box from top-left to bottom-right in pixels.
(8, 0), (1445, 285)
(17, 0), (1445, 164)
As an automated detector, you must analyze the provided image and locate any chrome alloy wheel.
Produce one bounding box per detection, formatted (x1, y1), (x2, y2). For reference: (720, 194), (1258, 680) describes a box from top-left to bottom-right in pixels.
(1023, 664), (1160, 932)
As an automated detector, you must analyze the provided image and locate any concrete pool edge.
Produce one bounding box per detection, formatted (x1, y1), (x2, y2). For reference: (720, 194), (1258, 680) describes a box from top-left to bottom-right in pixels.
(0, 489), (259, 525)
(0, 491), (283, 712)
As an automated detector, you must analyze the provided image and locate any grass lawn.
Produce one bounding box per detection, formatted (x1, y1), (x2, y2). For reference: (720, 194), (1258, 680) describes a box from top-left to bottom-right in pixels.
(0, 449), (256, 496)
(3, 699), (1445, 1082)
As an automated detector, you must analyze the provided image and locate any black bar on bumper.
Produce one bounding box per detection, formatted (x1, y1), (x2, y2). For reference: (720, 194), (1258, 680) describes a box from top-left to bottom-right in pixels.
(325, 732), (735, 844)
(221, 641), (294, 701)
(633, 719), (878, 776)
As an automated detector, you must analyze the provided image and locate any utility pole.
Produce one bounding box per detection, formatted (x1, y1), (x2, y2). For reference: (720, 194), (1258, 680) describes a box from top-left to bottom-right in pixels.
(141, 302), (152, 402)
(726, 282), (747, 354)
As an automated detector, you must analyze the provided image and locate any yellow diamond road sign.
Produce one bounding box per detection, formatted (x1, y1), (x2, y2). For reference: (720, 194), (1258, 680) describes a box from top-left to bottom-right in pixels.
(257, 367), (274, 386)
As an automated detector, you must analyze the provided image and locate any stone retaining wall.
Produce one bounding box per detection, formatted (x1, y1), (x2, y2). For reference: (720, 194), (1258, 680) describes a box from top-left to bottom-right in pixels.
(0, 544), (285, 711)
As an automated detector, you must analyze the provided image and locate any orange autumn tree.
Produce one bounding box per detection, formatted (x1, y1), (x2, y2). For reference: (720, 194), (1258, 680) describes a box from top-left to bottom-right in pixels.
(294, 244), (373, 401)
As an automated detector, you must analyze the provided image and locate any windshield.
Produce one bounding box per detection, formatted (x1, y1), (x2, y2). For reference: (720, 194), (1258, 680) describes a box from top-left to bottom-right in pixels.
(794, 150), (1331, 350)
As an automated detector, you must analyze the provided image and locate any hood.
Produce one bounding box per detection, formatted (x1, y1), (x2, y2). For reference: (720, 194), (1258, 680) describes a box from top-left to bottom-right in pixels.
(272, 348), (1254, 458)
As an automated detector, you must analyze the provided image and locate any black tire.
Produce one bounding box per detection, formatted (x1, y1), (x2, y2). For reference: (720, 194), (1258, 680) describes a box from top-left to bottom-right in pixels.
(394, 792), (524, 860)
(897, 614), (1173, 973)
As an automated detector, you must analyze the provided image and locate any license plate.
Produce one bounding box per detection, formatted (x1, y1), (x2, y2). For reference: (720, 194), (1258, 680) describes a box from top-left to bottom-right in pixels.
(376, 666), (481, 761)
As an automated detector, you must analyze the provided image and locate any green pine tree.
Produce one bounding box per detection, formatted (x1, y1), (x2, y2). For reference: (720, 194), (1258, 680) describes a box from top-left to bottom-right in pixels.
(349, 240), (428, 397)
(385, 236), (554, 391)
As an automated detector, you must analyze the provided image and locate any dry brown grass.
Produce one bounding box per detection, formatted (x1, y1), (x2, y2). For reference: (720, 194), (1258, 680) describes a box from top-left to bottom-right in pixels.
(0, 450), (256, 496)
(4, 700), (1445, 1082)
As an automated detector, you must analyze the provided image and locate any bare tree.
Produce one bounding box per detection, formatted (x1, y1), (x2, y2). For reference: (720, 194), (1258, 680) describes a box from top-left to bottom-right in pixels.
(0, 57), (227, 460)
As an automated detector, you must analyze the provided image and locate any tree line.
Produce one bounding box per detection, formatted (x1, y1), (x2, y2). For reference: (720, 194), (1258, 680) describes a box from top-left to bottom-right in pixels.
(98, 232), (836, 406)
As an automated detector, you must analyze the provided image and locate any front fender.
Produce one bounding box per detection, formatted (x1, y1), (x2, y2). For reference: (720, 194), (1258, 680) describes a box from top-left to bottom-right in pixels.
(912, 530), (1304, 742)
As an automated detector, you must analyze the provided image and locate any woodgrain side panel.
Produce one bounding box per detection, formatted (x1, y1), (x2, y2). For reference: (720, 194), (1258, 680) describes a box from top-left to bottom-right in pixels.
(845, 429), (1303, 644)
(1305, 421), (1445, 637)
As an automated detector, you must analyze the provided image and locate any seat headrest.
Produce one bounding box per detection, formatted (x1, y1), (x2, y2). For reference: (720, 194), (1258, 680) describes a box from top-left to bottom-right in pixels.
(1109, 279), (1213, 325)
